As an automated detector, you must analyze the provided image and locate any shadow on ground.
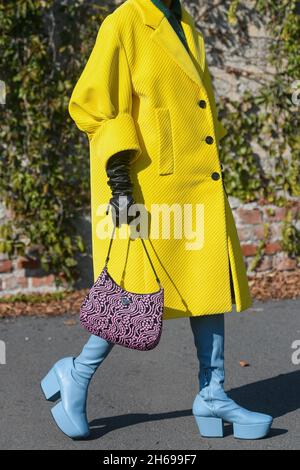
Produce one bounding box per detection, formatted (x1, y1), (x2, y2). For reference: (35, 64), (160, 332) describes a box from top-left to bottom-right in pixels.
(86, 371), (299, 441)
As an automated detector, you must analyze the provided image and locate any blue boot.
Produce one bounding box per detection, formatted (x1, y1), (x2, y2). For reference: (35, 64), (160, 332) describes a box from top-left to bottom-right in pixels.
(41, 334), (114, 439)
(189, 314), (273, 439)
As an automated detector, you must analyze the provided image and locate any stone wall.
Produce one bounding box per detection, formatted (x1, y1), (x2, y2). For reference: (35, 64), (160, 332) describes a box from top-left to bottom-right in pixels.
(1, 0), (299, 296)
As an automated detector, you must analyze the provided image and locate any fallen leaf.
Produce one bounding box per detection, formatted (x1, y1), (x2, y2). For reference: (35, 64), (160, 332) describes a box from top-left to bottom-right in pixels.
(239, 360), (250, 367)
(63, 319), (77, 326)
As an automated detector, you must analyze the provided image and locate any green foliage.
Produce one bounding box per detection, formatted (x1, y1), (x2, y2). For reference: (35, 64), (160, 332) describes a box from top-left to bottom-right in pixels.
(221, 0), (300, 202)
(0, 290), (67, 303)
(0, 0), (107, 286)
(221, 0), (300, 262)
(281, 209), (300, 261)
(227, 0), (240, 25)
(249, 224), (270, 271)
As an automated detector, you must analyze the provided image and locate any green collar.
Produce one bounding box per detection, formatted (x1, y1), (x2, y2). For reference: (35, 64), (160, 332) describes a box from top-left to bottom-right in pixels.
(150, 0), (182, 22)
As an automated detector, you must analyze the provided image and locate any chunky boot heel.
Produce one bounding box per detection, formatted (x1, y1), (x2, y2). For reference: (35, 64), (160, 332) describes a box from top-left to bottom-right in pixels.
(51, 401), (90, 439)
(194, 415), (224, 438)
(41, 368), (60, 402)
(233, 419), (273, 440)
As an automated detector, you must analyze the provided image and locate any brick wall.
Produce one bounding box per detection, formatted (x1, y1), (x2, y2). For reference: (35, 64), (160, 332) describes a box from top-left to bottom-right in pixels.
(232, 198), (300, 274)
(1, 195), (300, 296)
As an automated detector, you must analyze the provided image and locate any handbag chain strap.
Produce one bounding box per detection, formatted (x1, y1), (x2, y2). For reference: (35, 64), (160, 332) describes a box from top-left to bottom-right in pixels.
(104, 225), (162, 289)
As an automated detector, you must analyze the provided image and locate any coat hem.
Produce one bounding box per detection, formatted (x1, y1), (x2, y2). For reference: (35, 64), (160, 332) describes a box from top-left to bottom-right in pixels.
(162, 306), (233, 321)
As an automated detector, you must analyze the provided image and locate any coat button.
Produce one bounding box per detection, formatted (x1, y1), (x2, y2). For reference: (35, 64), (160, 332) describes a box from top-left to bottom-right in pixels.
(211, 172), (220, 180)
(205, 136), (214, 144)
(198, 99), (206, 108)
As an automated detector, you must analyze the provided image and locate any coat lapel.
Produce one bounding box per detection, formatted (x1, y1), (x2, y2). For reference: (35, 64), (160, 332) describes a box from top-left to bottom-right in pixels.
(131, 0), (205, 88)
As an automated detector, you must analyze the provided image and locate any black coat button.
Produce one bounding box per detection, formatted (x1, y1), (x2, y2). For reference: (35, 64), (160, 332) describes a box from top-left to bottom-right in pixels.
(205, 136), (214, 144)
(211, 172), (220, 180)
(198, 100), (206, 108)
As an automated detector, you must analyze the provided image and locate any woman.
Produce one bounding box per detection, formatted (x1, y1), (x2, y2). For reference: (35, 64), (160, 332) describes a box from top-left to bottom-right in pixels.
(41, 0), (273, 440)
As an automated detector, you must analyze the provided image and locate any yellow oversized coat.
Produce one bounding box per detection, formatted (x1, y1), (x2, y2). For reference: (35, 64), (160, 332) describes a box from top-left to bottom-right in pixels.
(68, 0), (253, 320)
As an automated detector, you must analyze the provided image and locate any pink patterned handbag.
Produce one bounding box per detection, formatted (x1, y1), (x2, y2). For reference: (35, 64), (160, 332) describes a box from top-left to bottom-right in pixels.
(79, 225), (164, 351)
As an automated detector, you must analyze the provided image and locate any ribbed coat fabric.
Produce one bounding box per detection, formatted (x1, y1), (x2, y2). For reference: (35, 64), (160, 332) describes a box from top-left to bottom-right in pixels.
(68, 0), (253, 320)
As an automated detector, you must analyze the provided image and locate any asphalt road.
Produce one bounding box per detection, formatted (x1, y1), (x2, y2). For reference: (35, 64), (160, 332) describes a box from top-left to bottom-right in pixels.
(0, 298), (299, 450)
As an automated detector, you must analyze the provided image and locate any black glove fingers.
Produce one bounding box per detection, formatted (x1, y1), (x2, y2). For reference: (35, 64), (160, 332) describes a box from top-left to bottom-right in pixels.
(106, 150), (136, 227)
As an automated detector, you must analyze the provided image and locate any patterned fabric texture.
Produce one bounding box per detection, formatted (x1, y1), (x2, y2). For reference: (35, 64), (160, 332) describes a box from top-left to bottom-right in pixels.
(68, 0), (253, 320)
(80, 266), (164, 350)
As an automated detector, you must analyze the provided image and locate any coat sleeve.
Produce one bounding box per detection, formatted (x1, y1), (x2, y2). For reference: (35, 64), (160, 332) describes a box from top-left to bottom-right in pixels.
(68, 15), (142, 172)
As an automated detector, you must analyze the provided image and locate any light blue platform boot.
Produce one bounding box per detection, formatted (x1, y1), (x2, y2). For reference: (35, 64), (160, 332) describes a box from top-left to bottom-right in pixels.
(41, 334), (114, 439)
(189, 314), (273, 439)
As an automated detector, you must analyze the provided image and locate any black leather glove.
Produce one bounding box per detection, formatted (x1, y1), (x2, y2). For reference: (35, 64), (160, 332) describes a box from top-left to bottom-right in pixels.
(105, 150), (137, 227)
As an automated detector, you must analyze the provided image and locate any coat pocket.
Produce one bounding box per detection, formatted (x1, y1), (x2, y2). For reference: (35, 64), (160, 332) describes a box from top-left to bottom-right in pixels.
(154, 107), (174, 175)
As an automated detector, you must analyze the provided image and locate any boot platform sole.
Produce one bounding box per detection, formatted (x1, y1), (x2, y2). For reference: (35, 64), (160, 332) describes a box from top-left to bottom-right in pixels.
(51, 401), (90, 440)
(194, 415), (273, 440)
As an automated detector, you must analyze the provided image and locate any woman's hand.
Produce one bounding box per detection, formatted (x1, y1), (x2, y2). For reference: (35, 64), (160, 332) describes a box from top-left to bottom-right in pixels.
(105, 150), (137, 227)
